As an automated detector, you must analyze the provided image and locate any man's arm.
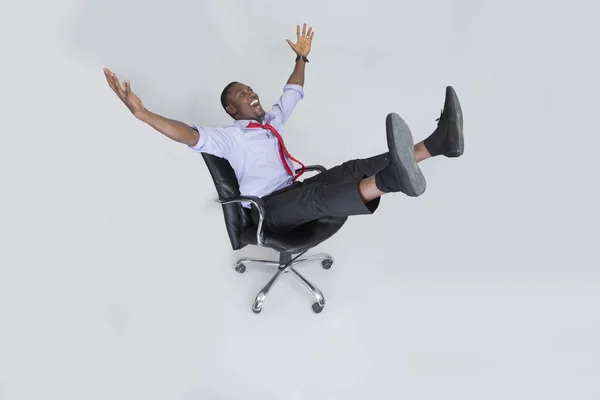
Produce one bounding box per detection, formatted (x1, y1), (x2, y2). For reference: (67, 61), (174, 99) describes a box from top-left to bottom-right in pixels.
(103, 68), (199, 147)
(287, 59), (307, 86)
(137, 110), (199, 147)
(285, 23), (314, 87)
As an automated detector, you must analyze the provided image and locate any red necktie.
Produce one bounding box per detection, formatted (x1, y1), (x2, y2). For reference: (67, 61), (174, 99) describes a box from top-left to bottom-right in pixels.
(247, 122), (306, 182)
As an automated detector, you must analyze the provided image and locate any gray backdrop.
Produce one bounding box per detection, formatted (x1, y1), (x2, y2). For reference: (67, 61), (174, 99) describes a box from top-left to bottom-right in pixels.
(1, 0), (599, 398)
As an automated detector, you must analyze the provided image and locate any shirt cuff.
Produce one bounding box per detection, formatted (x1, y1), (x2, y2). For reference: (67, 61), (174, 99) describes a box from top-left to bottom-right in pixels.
(188, 125), (206, 150)
(283, 84), (304, 99)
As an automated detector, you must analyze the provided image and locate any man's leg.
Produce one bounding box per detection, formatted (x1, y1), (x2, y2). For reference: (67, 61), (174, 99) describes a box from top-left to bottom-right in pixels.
(372, 86), (464, 194)
(262, 179), (378, 233)
(262, 115), (422, 232)
(301, 141), (431, 199)
(306, 84), (462, 186)
(261, 86), (463, 233)
(302, 153), (390, 185)
(302, 143), (432, 186)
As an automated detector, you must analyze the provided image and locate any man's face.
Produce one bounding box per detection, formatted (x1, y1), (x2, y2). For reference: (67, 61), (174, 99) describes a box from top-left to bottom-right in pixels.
(226, 83), (265, 121)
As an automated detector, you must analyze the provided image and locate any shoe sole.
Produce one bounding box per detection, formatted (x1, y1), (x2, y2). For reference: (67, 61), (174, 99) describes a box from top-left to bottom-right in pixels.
(446, 86), (464, 157)
(386, 113), (426, 197)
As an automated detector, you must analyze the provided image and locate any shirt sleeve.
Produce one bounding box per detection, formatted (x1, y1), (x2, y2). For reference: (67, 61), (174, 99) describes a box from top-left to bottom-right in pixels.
(188, 125), (236, 159)
(267, 84), (304, 127)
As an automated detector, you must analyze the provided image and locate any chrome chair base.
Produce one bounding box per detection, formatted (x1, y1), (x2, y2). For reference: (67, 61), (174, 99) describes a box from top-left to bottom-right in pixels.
(234, 252), (334, 314)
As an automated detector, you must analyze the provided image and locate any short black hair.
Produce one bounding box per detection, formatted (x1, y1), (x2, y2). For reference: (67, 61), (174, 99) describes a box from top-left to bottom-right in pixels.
(220, 81), (239, 115)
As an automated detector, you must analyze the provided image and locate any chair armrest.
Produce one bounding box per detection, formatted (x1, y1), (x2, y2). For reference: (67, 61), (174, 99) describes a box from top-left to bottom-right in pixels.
(215, 195), (265, 215)
(296, 164), (326, 174)
(215, 196), (266, 246)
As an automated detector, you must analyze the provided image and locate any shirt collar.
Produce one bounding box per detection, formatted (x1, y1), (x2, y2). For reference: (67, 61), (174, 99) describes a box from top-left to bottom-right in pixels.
(234, 113), (274, 129)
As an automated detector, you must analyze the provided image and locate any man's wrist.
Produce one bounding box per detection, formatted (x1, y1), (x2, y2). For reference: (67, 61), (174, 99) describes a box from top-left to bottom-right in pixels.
(295, 55), (309, 63)
(135, 108), (151, 122)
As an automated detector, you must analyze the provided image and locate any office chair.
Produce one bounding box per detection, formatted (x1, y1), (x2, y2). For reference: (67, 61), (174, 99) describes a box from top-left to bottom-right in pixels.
(201, 153), (348, 314)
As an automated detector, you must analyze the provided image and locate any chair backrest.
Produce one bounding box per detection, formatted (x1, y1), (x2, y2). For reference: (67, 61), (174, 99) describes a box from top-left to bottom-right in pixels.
(201, 153), (253, 250)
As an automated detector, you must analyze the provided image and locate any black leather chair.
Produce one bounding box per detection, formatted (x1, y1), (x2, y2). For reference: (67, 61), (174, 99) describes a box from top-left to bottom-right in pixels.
(201, 153), (348, 314)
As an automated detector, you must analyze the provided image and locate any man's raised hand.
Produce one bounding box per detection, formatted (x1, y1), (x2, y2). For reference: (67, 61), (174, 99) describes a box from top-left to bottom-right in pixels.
(286, 23), (314, 58)
(103, 68), (146, 119)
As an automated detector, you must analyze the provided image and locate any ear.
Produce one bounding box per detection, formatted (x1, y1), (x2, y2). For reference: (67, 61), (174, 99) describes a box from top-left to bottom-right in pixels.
(226, 105), (236, 115)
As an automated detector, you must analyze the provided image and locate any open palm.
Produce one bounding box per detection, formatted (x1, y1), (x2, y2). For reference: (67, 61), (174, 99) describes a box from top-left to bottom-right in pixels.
(286, 23), (314, 57)
(103, 68), (145, 118)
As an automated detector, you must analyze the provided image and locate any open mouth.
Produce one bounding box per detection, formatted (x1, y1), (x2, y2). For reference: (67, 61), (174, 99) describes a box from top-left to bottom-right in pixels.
(250, 99), (261, 108)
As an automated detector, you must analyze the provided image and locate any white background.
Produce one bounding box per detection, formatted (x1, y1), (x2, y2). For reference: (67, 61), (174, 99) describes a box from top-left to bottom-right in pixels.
(1, 0), (599, 398)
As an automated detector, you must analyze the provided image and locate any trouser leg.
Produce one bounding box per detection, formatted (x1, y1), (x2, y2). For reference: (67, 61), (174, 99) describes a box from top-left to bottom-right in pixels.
(250, 153), (389, 233)
(259, 180), (381, 233)
(302, 153), (390, 185)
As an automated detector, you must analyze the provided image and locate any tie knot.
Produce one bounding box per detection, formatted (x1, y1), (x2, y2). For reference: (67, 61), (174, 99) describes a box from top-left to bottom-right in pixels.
(247, 122), (269, 129)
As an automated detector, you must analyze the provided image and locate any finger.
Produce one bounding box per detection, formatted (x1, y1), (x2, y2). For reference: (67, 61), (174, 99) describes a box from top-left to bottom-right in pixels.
(307, 27), (312, 38)
(104, 68), (114, 85)
(123, 80), (130, 97)
(104, 70), (115, 89)
(296, 24), (300, 40)
(105, 72), (120, 94)
(310, 31), (315, 40)
(111, 73), (124, 96)
(302, 23), (307, 37)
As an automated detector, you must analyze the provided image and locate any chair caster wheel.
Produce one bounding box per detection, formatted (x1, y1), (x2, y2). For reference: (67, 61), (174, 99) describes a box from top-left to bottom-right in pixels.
(312, 302), (324, 314)
(235, 264), (246, 273)
(322, 259), (333, 269)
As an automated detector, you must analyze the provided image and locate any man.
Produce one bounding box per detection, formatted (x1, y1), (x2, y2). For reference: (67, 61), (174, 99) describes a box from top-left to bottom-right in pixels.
(103, 23), (463, 234)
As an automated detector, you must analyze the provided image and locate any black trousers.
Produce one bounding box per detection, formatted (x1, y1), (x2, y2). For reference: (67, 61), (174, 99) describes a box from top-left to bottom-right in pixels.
(251, 152), (390, 233)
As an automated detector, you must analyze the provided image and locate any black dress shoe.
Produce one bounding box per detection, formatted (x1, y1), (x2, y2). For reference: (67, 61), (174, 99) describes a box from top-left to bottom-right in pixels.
(385, 113), (426, 196)
(436, 86), (464, 157)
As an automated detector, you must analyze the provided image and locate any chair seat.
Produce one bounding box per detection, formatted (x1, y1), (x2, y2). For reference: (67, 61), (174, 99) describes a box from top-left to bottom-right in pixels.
(240, 216), (348, 253)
